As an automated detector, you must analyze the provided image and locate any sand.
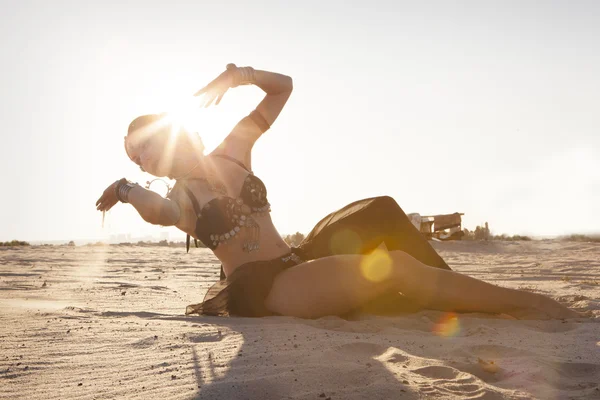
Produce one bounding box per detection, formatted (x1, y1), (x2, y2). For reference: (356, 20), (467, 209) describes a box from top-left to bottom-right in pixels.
(0, 240), (599, 399)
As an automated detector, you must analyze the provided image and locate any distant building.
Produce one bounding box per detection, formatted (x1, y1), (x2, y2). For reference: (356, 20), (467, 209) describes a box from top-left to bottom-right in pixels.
(109, 233), (132, 243)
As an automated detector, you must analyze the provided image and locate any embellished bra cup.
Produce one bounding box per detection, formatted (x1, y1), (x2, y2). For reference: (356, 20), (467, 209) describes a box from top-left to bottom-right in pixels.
(240, 174), (269, 210)
(199, 194), (270, 250)
(181, 171), (271, 252)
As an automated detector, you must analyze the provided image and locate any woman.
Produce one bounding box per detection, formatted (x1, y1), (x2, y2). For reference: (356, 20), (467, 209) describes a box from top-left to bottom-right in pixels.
(96, 64), (578, 320)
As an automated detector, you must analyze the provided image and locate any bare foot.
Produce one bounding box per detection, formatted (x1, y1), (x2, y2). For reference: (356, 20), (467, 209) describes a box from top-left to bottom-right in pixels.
(509, 294), (581, 320)
(538, 294), (582, 319)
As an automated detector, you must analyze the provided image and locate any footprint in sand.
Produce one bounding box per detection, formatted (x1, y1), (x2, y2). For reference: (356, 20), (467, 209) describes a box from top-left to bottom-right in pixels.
(412, 365), (463, 380)
(451, 344), (537, 381)
(374, 347), (410, 365)
(410, 365), (505, 399)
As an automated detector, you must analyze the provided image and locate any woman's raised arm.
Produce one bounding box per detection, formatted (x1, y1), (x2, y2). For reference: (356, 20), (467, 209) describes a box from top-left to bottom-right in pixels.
(195, 64), (293, 169)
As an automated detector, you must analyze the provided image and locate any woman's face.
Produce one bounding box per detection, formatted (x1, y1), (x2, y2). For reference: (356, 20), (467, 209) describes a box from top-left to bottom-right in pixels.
(125, 132), (171, 177)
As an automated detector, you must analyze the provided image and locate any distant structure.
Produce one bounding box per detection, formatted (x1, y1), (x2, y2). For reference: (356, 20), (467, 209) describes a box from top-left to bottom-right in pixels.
(408, 212), (464, 240)
(109, 233), (132, 243)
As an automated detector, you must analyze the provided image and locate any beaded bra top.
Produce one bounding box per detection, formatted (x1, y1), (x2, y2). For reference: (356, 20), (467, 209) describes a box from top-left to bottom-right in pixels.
(178, 154), (270, 252)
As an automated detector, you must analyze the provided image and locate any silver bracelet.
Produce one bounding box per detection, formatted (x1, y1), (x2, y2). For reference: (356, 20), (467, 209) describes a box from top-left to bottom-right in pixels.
(115, 178), (138, 203)
(232, 66), (256, 87)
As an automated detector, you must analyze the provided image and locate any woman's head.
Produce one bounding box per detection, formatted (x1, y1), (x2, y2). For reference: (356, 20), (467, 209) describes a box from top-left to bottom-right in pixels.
(125, 113), (205, 178)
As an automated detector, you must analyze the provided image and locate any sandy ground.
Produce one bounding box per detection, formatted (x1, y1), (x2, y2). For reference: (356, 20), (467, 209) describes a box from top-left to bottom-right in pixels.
(1, 240), (599, 400)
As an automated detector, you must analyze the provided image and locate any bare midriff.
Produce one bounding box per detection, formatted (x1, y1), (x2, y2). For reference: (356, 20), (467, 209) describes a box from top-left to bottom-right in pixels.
(213, 213), (292, 276)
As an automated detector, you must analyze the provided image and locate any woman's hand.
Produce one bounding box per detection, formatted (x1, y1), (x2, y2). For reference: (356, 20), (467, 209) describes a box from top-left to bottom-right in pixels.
(96, 180), (119, 212)
(194, 64), (238, 108)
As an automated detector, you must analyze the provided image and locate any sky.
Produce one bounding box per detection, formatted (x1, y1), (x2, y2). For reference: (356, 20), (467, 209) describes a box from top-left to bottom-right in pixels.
(0, 0), (599, 243)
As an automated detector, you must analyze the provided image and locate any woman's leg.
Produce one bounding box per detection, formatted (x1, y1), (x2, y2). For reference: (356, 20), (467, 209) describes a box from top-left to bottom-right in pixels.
(393, 251), (578, 319)
(265, 250), (578, 319)
(265, 253), (402, 319)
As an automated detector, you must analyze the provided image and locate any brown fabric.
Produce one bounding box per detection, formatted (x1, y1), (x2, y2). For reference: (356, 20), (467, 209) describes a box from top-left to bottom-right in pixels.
(186, 251), (304, 317)
(297, 196), (451, 270)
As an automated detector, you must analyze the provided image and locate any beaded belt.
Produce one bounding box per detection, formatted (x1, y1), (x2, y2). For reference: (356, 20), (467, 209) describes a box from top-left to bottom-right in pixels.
(280, 252), (304, 265)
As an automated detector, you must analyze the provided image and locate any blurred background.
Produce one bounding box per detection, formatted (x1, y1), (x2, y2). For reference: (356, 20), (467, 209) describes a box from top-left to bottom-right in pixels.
(1, 0), (598, 244)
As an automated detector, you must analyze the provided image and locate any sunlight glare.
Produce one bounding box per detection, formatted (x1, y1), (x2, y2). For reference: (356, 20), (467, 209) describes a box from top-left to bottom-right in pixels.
(433, 313), (461, 337)
(360, 248), (392, 283)
(156, 96), (203, 176)
(165, 96), (203, 134)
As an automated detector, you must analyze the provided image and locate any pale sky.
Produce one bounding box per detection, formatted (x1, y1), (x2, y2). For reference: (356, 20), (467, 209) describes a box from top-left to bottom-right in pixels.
(1, 0), (599, 243)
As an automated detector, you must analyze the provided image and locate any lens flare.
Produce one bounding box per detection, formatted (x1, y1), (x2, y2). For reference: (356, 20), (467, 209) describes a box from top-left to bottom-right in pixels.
(156, 99), (204, 177)
(360, 248), (392, 282)
(433, 312), (461, 337)
(329, 229), (362, 255)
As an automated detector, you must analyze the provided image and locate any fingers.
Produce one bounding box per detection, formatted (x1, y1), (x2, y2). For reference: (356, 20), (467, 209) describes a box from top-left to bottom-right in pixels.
(96, 199), (105, 211)
(200, 89), (228, 107)
(96, 192), (115, 211)
(193, 86), (207, 96)
(97, 199), (117, 212)
(96, 195), (109, 208)
(96, 189), (111, 207)
(98, 204), (112, 212)
(202, 93), (217, 108)
(207, 94), (218, 107)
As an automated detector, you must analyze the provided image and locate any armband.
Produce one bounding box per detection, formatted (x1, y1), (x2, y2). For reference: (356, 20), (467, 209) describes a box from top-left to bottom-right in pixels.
(248, 110), (271, 133)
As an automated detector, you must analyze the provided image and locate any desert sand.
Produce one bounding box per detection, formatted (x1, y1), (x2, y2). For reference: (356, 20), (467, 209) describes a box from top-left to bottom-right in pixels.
(1, 240), (599, 400)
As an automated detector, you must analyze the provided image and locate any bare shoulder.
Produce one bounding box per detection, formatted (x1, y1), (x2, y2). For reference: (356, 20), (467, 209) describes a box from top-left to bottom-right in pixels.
(210, 136), (253, 171)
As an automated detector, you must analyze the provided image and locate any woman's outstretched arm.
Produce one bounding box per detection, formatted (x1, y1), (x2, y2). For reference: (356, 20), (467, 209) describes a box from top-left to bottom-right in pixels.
(96, 179), (180, 226)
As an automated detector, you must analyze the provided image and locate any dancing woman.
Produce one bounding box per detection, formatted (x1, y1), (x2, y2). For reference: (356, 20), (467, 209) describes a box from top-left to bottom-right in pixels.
(96, 64), (578, 320)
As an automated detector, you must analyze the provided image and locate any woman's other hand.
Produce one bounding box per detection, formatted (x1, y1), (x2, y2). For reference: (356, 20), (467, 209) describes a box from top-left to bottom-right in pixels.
(96, 180), (119, 212)
(194, 63), (237, 108)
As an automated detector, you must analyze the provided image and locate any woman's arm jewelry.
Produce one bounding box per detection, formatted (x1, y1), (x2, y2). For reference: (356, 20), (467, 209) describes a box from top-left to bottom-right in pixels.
(231, 66), (256, 87)
(114, 178), (138, 203)
(248, 109), (271, 133)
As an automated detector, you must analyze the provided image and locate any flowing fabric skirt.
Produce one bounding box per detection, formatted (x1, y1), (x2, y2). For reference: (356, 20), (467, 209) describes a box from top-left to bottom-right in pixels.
(186, 196), (451, 317)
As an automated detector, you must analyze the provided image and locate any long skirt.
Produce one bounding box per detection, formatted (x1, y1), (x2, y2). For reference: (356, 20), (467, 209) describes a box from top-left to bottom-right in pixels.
(186, 196), (451, 317)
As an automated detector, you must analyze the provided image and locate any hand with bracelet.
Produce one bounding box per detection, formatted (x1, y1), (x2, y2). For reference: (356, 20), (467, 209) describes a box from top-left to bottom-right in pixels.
(194, 63), (256, 107)
(95, 178), (138, 212)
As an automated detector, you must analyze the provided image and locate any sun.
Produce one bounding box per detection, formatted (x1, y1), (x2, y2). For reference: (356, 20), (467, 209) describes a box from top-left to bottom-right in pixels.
(159, 93), (225, 154)
(147, 95), (204, 178)
(164, 96), (203, 134)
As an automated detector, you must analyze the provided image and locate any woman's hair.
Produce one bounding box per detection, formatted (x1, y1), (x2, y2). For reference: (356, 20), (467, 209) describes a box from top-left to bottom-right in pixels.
(125, 113), (203, 162)
(127, 113), (169, 141)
